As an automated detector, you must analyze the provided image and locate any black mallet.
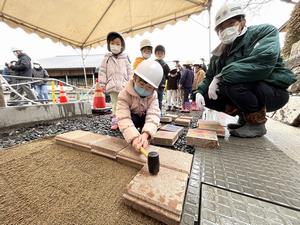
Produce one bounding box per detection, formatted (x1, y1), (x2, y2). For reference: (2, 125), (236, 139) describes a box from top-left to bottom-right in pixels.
(140, 147), (160, 175)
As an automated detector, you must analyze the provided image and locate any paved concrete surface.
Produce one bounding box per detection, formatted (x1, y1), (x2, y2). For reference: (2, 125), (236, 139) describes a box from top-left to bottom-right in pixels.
(201, 184), (300, 225)
(181, 110), (300, 225)
(0, 102), (92, 128)
(266, 118), (300, 164)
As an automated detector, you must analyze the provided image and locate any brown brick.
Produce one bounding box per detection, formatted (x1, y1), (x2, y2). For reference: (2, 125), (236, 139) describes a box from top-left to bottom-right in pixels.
(179, 116), (193, 121)
(159, 124), (184, 135)
(91, 136), (128, 159)
(174, 118), (191, 127)
(71, 133), (107, 152)
(197, 120), (226, 137)
(123, 166), (188, 224)
(164, 113), (178, 121)
(160, 116), (173, 123)
(117, 145), (160, 169)
(117, 144), (192, 175)
(186, 129), (219, 149)
(123, 194), (180, 225)
(55, 130), (91, 148)
(151, 130), (179, 146)
(158, 147), (193, 175)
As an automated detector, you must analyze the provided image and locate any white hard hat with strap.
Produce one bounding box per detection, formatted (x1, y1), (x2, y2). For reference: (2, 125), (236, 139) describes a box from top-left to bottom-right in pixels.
(215, 3), (245, 30)
(134, 60), (163, 89)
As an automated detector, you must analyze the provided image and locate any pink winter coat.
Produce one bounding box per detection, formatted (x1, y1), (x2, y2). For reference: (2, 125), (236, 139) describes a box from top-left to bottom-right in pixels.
(98, 52), (132, 93)
(116, 80), (160, 144)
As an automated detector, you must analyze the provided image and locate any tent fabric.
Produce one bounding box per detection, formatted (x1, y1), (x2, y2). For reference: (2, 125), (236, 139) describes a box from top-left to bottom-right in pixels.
(0, 0), (211, 49)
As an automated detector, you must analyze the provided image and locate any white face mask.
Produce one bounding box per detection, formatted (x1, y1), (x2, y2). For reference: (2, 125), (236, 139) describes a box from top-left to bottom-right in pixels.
(218, 25), (240, 45)
(142, 52), (151, 59)
(110, 44), (121, 54)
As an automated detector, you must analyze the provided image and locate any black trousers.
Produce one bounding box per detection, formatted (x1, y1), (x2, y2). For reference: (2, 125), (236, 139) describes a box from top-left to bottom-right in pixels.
(131, 113), (146, 130)
(157, 87), (164, 110)
(183, 88), (192, 103)
(204, 82), (289, 113)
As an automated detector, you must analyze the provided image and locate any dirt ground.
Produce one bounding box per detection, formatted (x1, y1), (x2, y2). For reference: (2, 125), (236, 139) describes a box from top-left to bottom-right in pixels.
(0, 139), (162, 225)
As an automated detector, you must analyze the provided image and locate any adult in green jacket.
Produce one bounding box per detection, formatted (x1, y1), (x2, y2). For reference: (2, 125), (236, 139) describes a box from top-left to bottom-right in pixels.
(196, 2), (296, 138)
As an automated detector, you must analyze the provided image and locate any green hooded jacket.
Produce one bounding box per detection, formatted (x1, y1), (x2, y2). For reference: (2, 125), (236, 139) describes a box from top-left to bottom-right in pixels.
(198, 24), (296, 95)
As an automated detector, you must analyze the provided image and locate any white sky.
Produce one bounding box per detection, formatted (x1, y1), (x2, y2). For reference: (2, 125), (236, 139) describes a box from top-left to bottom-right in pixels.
(0, 0), (295, 67)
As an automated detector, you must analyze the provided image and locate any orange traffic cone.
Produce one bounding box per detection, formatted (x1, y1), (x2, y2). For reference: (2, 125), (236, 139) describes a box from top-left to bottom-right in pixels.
(59, 82), (68, 103)
(93, 80), (106, 109)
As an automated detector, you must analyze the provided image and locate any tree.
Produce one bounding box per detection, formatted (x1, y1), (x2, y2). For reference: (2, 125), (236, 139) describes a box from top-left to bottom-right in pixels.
(238, 0), (297, 15)
(282, 1), (300, 58)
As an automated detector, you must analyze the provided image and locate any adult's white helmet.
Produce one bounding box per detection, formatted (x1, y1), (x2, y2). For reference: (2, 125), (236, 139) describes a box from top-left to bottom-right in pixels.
(134, 60), (163, 89)
(11, 47), (22, 52)
(140, 39), (152, 50)
(215, 2), (245, 30)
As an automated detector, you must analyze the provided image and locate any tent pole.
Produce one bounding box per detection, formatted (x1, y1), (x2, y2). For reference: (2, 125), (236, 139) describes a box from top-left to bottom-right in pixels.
(81, 48), (88, 88)
(208, 4), (212, 59)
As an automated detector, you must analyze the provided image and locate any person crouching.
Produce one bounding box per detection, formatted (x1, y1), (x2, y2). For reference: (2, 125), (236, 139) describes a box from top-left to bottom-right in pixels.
(116, 60), (163, 152)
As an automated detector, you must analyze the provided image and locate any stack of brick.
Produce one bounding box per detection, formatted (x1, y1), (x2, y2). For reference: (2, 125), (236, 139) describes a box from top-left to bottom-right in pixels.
(160, 116), (173, 123)
(120, 145), (192, 225)
(164, 114), (179, 121)
(152, 124), (184, 146)
(123, 166), (188, 225)
(197, 119), (225, 137)
(174, 116), (193, 127)
(186, 129), (219, 149)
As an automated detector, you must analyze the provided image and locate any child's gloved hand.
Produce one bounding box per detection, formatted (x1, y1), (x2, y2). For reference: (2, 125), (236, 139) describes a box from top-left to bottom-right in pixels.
(132, 133), (149, 152)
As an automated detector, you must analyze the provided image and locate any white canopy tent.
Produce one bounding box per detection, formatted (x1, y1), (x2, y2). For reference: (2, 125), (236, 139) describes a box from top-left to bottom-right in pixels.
(0, 0), (211, 86)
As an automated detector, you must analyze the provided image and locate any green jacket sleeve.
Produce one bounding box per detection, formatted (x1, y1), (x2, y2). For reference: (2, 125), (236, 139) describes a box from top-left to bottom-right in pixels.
(221, 24), (280, 84)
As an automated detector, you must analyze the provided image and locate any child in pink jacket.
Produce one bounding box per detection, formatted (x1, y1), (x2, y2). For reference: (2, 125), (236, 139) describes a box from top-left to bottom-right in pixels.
(99, 32), (132, 130)
(116, 60), (163, 152)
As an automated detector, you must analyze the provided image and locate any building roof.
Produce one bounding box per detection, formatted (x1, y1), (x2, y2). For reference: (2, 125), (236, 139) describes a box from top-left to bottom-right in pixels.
(38, 54), (104, 69)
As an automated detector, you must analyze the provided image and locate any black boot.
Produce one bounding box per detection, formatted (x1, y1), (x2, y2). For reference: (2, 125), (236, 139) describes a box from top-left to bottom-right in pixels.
(227, 114), (246, 130)
(230, 107), (267, 138)
(230, 123), (267, 138)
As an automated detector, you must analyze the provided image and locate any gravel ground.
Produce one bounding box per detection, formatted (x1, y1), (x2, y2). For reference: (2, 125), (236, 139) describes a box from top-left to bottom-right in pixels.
(0, 139), (162, 225)
(0, 110), (203, 154)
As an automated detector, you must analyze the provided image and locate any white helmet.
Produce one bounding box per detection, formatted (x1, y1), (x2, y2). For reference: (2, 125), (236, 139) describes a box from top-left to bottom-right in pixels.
(11, 47), (22, 52)
(134, 60), (163, 89)
(168, 62), (177, 72)
(140, 39), (152, 50)
(182, 60), (193, 65)
(215, 3), (245, 30)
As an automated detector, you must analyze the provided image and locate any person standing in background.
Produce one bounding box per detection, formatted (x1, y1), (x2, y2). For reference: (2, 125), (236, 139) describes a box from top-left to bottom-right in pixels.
(133, 39), (153, 70)
(179, 60), (194, 113)
(99, 32), (132, 130)
(155, 45), (170, 112)
(166, 63), (180, 111)
(8, 47), (37, 105)
(32, 61), (49, 103)
(191, 61), (205, 110)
